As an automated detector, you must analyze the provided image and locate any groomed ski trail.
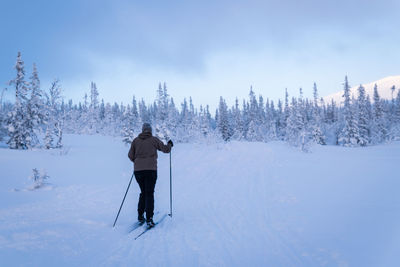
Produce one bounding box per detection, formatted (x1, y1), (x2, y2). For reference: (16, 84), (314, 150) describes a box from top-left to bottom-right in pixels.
(1, 135), (399, 266)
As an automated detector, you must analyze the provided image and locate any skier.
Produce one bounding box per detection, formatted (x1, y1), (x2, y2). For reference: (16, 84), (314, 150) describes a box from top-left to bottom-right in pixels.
(128, 123), (173, 227)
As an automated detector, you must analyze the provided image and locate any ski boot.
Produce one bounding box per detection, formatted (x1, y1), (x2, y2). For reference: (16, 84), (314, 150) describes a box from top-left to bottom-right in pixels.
(138, 214), (145, 224)
(146, 218), (155, 228)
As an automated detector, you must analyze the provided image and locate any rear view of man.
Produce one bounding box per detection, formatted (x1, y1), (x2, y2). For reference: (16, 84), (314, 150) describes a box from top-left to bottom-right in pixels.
(128, 123), (173, 227)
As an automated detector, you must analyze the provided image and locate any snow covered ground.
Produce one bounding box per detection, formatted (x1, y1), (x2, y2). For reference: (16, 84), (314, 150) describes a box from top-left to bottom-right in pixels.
(0, 135), (399, 267)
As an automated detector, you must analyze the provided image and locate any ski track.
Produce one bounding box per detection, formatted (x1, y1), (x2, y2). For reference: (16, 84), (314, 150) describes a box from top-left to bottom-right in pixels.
(0, 135), (399, 266)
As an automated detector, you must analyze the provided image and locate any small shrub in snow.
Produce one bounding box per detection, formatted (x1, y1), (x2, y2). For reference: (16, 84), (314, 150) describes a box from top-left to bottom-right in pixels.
(29, 168), (50, 190)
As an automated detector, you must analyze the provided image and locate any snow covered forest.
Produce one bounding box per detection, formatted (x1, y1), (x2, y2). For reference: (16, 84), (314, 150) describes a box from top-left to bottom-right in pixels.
(1, 53), (400, 150)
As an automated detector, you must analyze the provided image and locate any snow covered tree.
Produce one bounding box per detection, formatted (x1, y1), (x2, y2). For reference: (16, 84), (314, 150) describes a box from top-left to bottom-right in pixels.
(166, 98), (178, 140)
(0, 88), (8, 141)
(241, 100), (249, 138)
(217, 96), (231, 141)
(395, 90), (400, 124)
(231, 98), (243, 140)
(356, 85), (370, 146)
(389, 85), (396, 123)
(265, 98), (277, 141)
(198, 104), (213, 138)
(246, 87), (262, 141)
(90, 82), (99, 109)
(154, 82), (170, 140)
(122, 96), (140, 144)
(338, 76), (359, 146)
(186, 97), (200, 140)
(281, 88), (290, 138)
(102, 102), (117, 135)
(371, 84), (387, 143)
(99, 99), (105, 121)
(27, 63), (45, 146)
(139, 99), (150, 125)
(296, 88), (310, 150)
(275, 99), (285, 139)
(7, 52), (34, 149)
(285, 90), (310, 150)
(311, 83), (326, 145)
(88, 82), (99, 133)
(285, 97), (299, 145)
(121, 106), (134, 144)
(44, 79), (63, 149)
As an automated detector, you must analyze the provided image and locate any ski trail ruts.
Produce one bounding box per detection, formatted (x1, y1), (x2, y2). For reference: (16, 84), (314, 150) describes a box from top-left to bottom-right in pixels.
(101, 214), (172, 266)
(224, 144), (318, 266)
(102, 143), (322, 266)
(262, 186), (313, 265)
(245, 153), (314, 266)
(259, 164), (337, 267)
(265, 204), (343, 267)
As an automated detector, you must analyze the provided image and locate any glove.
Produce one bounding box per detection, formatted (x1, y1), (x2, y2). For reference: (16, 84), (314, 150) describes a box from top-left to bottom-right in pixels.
(168, 140), (174, 147)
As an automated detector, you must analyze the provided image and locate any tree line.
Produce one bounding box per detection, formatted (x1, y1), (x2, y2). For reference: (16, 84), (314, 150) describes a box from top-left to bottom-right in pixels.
(1, 53), (400, 150)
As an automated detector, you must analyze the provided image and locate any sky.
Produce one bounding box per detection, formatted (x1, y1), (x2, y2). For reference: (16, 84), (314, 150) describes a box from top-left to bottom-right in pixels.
(1, 0), (399, 110)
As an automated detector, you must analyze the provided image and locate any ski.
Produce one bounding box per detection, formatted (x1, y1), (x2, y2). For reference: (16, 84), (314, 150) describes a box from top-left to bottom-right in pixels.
(128, 221), (145, 233)
(127, 211), (160, 233)
(134, 214), (168, 240)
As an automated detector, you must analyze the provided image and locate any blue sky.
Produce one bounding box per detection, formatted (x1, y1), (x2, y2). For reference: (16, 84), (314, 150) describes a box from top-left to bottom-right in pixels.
(1, 0), (399, 109)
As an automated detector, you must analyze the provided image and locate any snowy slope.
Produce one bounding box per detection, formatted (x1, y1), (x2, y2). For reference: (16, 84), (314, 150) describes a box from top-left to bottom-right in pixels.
(324, 75), (400, 104)
(0, 135), (400, 266)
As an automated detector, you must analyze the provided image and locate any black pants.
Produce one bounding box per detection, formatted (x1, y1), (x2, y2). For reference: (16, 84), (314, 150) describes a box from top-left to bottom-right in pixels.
(134, 170), (157, 220)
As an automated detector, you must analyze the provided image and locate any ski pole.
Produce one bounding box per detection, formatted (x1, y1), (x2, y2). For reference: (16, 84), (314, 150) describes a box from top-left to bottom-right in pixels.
(113, 172), (134, 227)
(168, 150), (172, 217)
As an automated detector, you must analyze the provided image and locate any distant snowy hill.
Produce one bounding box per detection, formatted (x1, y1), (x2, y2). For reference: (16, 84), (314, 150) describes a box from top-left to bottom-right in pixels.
(324, 75), (400, 104)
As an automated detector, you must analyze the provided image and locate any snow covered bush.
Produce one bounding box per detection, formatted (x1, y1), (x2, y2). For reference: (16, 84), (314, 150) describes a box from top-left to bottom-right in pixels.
(29, 168), (50, 190)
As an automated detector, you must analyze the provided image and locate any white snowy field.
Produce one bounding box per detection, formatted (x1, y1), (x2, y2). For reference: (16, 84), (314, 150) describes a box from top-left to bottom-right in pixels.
(0, 135), (399, 267)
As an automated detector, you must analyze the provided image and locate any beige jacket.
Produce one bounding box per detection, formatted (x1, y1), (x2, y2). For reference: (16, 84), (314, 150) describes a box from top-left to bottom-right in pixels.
(128, 132), (171, 171)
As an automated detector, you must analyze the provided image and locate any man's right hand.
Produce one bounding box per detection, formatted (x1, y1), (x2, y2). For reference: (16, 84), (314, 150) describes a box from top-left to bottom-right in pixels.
(168, 140), (174, 147)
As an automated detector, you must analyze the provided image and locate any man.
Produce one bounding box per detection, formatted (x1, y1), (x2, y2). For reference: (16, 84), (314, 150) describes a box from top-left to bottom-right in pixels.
(128, 123), (173, 227)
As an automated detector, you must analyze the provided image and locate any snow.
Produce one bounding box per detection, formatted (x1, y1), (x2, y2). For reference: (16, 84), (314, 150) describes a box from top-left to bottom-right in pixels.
(325, 75), (400, 104)
(0, 134), (399, 266)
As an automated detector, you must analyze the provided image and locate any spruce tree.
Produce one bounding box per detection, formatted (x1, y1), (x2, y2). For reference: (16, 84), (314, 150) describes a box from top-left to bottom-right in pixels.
(0, 88), (8, 141)
(167, 98), (178, 140)
(44, 79), (63, 148)
(372, 84), (387, 143)
(311, 83), (326, 145)
(27, 63), (45, 146)
(122, 95), (140, 144)
(338, 76), (359, 146)
(356, 85), (369, 146)
(247, 87), (261, 140)
(231, 98), (243, 140)
(7, 52), (33, 149)
(285, 97), (299, 146)
(217, 96), (231, 141)
(89, 82), (99, 133)
(297, 88), (310, 150)
(395, 90), (400, 123)
(155, 82), (170, 140)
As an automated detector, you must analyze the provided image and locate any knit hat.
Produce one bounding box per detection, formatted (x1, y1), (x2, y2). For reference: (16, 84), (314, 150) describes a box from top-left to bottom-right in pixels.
(142, 123), (152, 133)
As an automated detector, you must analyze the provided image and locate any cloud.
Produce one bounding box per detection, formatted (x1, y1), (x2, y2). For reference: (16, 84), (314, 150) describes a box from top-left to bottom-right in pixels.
(1, 0), (400, 108)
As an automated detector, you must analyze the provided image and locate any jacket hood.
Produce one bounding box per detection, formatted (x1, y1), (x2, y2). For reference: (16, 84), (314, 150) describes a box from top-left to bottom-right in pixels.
(138, 132), (152, 140)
